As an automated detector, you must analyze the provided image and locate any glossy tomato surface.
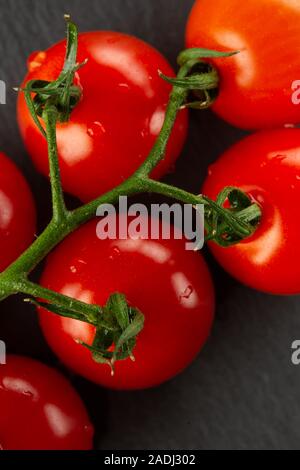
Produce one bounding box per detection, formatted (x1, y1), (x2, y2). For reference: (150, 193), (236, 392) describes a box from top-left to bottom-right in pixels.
(0, 152), (36, 272)
(186, 0), (300, 129)
(0, 355), (93, 450)
(18, 31), (188, 202)
(203, 129), (300, 295)
(39, 216), (215, 390)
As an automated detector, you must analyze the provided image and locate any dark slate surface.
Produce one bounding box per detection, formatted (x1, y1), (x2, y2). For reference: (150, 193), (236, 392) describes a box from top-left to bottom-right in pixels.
(0, 0), (299, 450)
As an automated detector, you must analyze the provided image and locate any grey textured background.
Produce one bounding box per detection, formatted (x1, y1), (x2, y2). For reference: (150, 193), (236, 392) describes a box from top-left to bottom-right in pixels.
(0, 0), (300, 450)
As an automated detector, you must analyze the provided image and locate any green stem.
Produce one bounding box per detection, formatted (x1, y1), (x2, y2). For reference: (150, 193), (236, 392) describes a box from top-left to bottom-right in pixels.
(134, 64), (190, 178)
(15, 279), (100, 325)
(43, 105), (68, 222)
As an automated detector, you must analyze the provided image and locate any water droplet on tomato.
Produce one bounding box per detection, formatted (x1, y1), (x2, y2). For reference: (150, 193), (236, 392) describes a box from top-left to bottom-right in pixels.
(109, 246), (121, 260)
(70, 266), (77, 274)
(78, 259), (87, 265)
(272, 154), (287, 163)
(87, 121), (106, 137)
(22, 390), (34, 398)
(180, 285), (194, 300)
(118, 83), (130, 90)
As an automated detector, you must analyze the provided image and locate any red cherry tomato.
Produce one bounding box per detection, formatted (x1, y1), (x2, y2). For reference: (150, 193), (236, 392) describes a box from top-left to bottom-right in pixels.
(38, 216), (215, 390)
(203, 128), (300, 295)
(186, 0), (300, 129)
(18, 32), (188, 202)
(0, 152), (36, 272)
(0, 355), (93, 450)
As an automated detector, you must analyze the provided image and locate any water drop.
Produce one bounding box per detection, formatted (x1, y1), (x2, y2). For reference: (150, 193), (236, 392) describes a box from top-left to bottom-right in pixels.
(180, 285), (194, 300)
(118, 83), (130, 90)
(109, 246), (121, 260)
(87, 121), (106, 138)
(70, 266), (77, 274)
(273, 154), (287, 163)
(22, 390), (34, 398)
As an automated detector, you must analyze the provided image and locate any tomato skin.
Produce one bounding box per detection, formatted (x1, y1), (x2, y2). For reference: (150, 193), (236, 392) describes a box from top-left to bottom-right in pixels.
(18, 32), (188, 202)
(38, 217), (215, 390)
(186, 0), (300, 130)
(202, 128), (300, 295)
(0, 152), (36, 272)
(0, 355), (93, 450)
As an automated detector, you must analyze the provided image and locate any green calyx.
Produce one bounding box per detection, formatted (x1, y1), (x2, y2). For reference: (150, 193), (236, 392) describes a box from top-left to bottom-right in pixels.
(79, 293), (144, 374)
(20, 15), (86, 133)
(204, 187), (261, 247)
(160, 48), (239, 109)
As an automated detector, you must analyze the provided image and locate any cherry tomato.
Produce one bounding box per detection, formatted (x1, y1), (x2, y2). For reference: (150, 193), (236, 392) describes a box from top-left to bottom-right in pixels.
(0, 355), (93, 450)
(203, 128), (300, 295)
(18, 32), (188, 202)
(186, 0), (300, 129)
(38, 216), (215, 390)
(0, 152), (36, 272)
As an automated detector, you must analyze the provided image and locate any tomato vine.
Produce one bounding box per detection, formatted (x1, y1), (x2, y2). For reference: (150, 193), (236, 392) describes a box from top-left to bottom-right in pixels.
(0, 16), (261, 370)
